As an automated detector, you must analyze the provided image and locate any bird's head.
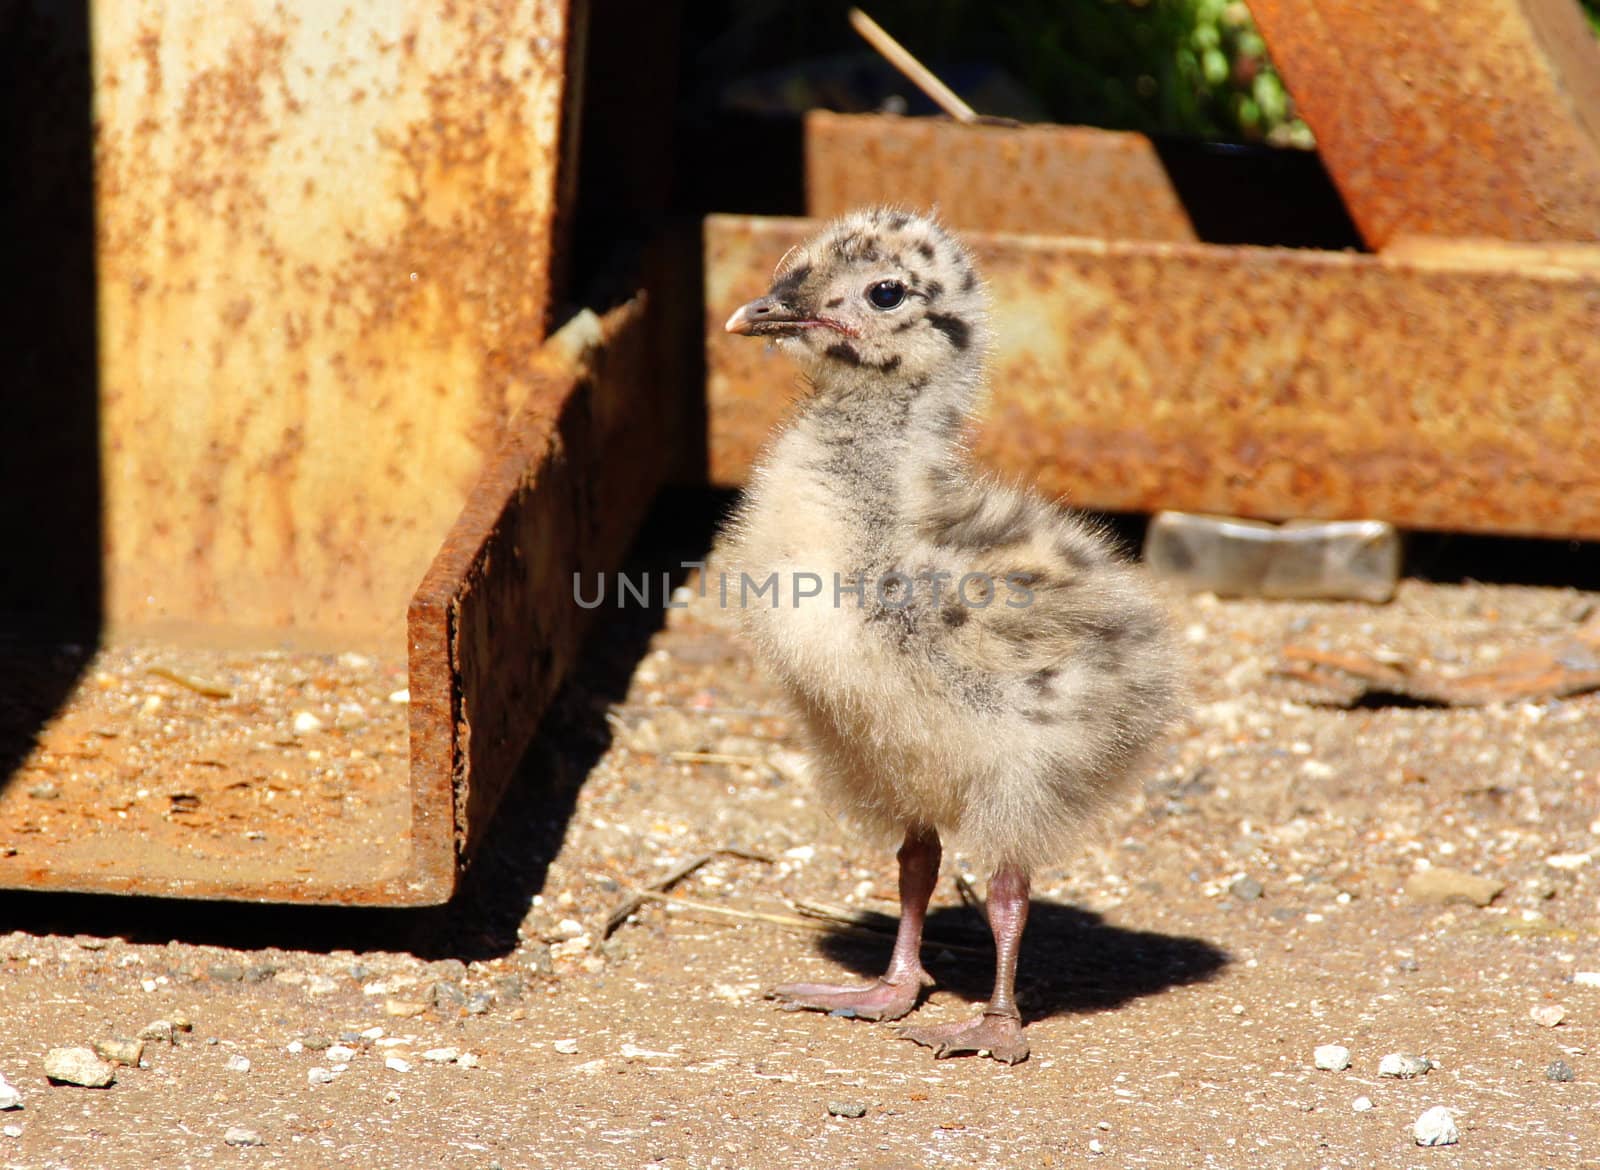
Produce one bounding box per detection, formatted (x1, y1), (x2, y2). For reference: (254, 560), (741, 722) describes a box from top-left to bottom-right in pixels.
(724, 208), (987, 384)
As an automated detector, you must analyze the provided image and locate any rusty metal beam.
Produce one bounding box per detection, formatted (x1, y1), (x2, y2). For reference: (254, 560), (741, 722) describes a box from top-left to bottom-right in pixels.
(90, 0), (578, 650)
(705, 215), (1600, 540)
(0, 300), (662, 905)
(1248, 0), (1600, 248)
(804, 112), (1196, 242)
(408, 298), (665, 900)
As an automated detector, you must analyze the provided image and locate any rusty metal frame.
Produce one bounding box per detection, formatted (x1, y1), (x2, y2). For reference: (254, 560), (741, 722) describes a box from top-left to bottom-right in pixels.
(705, 215), (1600, 540)
(406, 298), (663, 904)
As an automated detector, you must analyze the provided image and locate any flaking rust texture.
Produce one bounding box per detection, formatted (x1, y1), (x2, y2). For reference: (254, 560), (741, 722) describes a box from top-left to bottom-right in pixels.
(1248, 0), (1600, 247)
(705, 216), (1600, 540)
(804, 112), (1196, 243)
(410, 299), (665, 894)
(92, 1), (573, 649)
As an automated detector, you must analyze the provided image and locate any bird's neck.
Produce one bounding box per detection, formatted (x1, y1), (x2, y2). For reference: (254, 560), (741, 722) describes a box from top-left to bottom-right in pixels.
(797, 361), (980, 529)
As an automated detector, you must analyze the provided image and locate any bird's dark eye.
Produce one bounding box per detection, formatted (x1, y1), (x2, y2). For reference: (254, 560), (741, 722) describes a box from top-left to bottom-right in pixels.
(867, 280), (906, 310)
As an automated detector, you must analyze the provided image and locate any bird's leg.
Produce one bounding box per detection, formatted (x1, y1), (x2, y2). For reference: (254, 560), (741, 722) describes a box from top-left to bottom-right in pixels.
(901, 863), (1030, 1063)
(769, 824), (940, 1022)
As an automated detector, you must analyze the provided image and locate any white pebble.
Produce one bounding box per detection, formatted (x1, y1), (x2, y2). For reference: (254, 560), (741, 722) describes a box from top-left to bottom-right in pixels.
(305, 974), (339, 996)
(384, 1057), (412, 1073)
(286, 1040), (304, 1055)
(1380, 1052), (1431, 1078)
(1545, 852), (1591, 871)
(456, 1053), (479, 1068)
(324, 1045), (356, 1063)
(1574, 971), (1600, 988)
(225, 1054), (251, 1073)
(223, 1126), (263, 1147)
(1088, 1138), (1104, 1154)
(422, 1048), (460, 1064)
(1413, 1105), (1459, 1147)
(0, 1073), (20, 1110)
(1352, 1096), (1374, 1113)
(388, 688), (410, 704)
(307, 1067), (335, 1085)
(291, 711), (323, 735)
(1529, 1004), (1566, 1028)
(553, 1039), (579, 1055)
(2, 1125), (20, 1138)
(553, 918), (586, 940)
(1314, 1045), (1351, 1071)
(782, 845), (815, 862)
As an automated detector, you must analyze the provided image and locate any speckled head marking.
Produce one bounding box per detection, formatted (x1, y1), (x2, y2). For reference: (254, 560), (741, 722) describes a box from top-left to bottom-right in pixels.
(724, 208), (988, 385)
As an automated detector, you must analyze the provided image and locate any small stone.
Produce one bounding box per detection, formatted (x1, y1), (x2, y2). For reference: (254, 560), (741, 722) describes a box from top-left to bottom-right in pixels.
(0, 1073), (21, 1110)
(1404, 867), (1504, 907)
(428, 980), (466, 1009)
(137, 1020), (175, 1044)
(1352, 1096), (1374, 1113)
(324, 1045), (357, 1063)
(242, 964), (278, 983)
(553, 918), (586, 940)
(1545, 852), (1592, 871)
(225, 1055), (251, 1073)
(1530, 1004), (1566, 1028)
(1574, 971), (1600, 988)
(1380, 1053), (1432, 1078)
(827, 1100), (867, 1119)
(1545, 1060), (1576, 1083)
(207, 963), (245, 983)
(1228, 875), (1264, 901)
(170, 1015), (194, 1033)
(42, 1048), (116, 1088)
(307, 1068), (335, 1085)
(223, 1126), (263, 1147)
(422, 1047), (460, 1064)
(456, 1053), (480, 1069)
(384, 1057), (411, 1073)
(1088, 1139), (1104, 1154)
(388, 688), (410, 704)
(285, 1041), (304, 1055)
(305, 974), (339, 996)
(291, 711), (323, 734)
(93, 1038), (144, 1067)
(1413, 1105), (1459, 1147)
(384, 1000), (428, 1018)
(553, 1039), (579, 1055)
(1313, 1045), (1351, 1071)
(464, 993), (493, 1015)
(301, 1035), (332, 1051)
(2, 1125), (20, 1138)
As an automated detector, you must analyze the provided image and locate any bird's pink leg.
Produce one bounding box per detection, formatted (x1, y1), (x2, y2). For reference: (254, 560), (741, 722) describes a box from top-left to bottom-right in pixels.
(770, 825), (940, 1022)
(901, 864), (1030, 1063)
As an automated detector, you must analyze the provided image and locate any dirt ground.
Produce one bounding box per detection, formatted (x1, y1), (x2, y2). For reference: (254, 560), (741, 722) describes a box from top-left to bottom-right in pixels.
(1, 549), (1596, 1168)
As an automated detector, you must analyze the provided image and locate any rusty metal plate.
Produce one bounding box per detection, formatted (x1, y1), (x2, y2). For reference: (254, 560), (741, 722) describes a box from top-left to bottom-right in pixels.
(409, 298), (666, 883)
(1248, 0), (1600, 248)
(0, 301), (662, 904)
(90, 0), (577, 650)
(705, 215), (1600, 540)
(805, 111), (1195, 242)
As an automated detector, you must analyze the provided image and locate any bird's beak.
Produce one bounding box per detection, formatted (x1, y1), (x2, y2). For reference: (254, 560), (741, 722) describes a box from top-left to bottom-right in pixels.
(724, 294), (822, 337)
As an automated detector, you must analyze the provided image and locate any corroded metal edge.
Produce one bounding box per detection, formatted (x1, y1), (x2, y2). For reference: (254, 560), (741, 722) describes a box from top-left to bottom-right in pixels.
(406, 298), (662, 905)
(705, 215), (1600, 540)
(1248, 0), (1600, 247)
(804, 111), (1196, 243)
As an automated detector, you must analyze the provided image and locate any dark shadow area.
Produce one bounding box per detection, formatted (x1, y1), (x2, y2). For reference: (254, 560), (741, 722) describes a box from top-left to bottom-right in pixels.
(1152, 138), (1364, 250)
(1404, 531), (1600, 591)
(814, 900), (1229, 1021)
(0, 3), (102, 793)
(0, 489), (733, 959)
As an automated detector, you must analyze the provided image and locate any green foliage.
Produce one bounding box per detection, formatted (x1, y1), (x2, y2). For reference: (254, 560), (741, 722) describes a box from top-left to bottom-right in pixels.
(1583, 0), (1600, 36)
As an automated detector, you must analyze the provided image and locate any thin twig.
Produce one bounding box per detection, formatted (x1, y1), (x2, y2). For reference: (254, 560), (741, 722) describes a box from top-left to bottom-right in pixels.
(146, 665), (232, 699)
(667, 751), (770, 768)
(848, 8), (978, 123)
(601, 848), (775, 938)
(791, 897), (988, 954)
(953, 872), (987, 925)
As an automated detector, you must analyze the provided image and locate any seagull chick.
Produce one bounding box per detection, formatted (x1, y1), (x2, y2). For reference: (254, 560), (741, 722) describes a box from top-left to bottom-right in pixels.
(719, 208), (1185, 1063)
